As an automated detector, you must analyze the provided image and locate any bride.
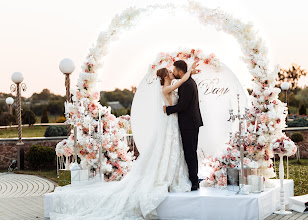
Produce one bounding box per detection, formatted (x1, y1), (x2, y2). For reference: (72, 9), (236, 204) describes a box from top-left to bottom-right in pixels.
(49, 62), (199, 220)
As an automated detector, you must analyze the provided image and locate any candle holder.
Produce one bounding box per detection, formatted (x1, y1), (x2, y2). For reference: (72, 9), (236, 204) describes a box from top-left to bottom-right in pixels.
(228, 94), (257, 195)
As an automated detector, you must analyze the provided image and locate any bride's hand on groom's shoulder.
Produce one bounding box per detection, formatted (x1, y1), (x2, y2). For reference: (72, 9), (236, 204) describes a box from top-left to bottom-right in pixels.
(163, 106), (167, 114)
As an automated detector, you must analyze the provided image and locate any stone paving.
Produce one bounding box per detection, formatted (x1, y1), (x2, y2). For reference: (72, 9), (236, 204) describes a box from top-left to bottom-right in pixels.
(0, 172), (307, 219)
(0, 173), (55, 220)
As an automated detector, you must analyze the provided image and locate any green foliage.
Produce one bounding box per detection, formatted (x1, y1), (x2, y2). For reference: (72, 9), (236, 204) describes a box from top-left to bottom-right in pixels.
(47, 101), (64, 115)
(25, 145), (55, 169)
(101, 88), (134, 108)
(287, 118), (308, 127)
(296, 87), (308, 107)
(55, 116), (66, 123)
(31, 104), (48, 116)
(112, 108), (129, 117)
(291, 132), (304, 143)
(299, 104), (306, 115)
(277, 64), (307, 90)
(22, 110), (37, 126)
(41, 108), (49, 123)
(44, 125), (67, 137)
(31, 89), (65, 104)
(0, 113), (17, 126)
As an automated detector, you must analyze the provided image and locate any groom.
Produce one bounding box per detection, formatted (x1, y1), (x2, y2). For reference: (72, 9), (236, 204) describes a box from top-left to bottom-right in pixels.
(163, 60), (203, 191)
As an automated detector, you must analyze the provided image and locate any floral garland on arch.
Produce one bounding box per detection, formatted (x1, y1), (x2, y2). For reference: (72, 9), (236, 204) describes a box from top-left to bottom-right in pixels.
(56, 1), (297, 183)
(150, 49), (222, 73)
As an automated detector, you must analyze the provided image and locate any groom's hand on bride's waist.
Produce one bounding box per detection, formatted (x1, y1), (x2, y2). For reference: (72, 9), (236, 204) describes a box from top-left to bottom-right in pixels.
(163, 106), (167, 114)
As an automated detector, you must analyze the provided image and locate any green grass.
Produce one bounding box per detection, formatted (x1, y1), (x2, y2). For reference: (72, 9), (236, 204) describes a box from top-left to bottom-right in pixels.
(0, 126), (47, 138)
(14, 169), (58, 184)
(273, 158), (308, 196)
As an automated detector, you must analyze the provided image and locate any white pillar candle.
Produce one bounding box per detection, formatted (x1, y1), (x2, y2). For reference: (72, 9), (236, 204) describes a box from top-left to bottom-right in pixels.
(99, 110), (101, 120)
(254, 120), (257, 133)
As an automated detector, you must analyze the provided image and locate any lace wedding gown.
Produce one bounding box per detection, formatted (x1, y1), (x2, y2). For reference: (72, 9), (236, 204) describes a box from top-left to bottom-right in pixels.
(50, 89), (191, 220)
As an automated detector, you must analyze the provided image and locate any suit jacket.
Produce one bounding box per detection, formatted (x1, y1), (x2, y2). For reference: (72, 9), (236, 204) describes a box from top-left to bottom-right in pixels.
(166, 77), (203, 131)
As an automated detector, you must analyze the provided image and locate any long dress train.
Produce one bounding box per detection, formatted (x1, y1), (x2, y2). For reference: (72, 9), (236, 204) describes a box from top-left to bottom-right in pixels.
(50, 84), (191, 219)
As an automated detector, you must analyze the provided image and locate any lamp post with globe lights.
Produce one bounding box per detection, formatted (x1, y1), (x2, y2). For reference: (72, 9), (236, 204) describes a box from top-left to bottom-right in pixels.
(59, 58), (75, 136)
(10, 72), (27, 170)
(6, 97), (14, 115)
(281, 82), (290, 122)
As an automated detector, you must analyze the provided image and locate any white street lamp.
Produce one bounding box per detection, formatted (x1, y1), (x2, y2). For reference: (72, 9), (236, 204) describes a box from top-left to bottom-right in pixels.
(6, 97), (14, 114)
(59, 58), (75, 136)
(281, 82), (290, 91)
(280, 82), (290, 122)
(10, 72), (27, 170)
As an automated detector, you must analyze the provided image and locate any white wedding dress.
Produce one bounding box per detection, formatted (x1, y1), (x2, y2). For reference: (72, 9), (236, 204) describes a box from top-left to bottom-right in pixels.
(49, 80), (191, 220)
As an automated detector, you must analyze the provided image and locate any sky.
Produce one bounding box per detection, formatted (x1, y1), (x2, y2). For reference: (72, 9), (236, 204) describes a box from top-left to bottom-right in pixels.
(0, 0), (308, 97)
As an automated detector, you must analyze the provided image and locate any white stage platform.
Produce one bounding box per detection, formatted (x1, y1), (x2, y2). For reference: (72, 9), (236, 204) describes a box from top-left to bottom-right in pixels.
(45, 179), (293, 220)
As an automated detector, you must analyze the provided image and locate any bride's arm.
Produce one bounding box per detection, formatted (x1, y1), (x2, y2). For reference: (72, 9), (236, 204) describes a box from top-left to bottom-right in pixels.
(162, 61), (199, 95)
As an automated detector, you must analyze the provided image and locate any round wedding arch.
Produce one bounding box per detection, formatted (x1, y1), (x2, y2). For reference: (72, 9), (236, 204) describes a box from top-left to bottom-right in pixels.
(62, 1), (295, 180)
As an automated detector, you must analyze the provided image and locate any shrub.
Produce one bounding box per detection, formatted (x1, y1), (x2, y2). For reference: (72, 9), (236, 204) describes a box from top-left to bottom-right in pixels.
(44, 125), (67, 137)
(291, 132), (304, 143)
(0, 113), (17, 126)
(287, 118), (308, 127)
(299, 104), (306, 115)
(25, 145), (55, 169)
(55, 116), (66, 123)
(41, 108), (49, 123)
(22, 110), (36, 126)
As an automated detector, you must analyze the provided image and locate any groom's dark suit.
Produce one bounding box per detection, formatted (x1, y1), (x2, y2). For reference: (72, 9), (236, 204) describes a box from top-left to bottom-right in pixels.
(166, 77), (203, 187)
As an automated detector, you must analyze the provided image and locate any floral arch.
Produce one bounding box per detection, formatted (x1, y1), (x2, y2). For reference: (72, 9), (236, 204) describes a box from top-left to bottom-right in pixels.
(57, 1), (296, 182)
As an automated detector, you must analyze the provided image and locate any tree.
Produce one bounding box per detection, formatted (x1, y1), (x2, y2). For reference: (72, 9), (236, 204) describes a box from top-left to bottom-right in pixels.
(290, 132), (304, 164)
(47, 101), (64, 115)
(277, 64), (307, 90)
(102, 88), (134, 108)
(0, 113), (17, 126)
(295, 87), (308, 107)
(299, 104), (306, 115)
(22, 110), (36, 126)
(41, 108), (49, 123)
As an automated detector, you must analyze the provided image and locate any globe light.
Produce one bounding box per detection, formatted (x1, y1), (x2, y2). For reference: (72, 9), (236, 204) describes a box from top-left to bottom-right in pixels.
(59, 58), (75, 74)
(6, 97), (14, 105)
(11, 72), (24, 84)
(281, 82), (290, 90)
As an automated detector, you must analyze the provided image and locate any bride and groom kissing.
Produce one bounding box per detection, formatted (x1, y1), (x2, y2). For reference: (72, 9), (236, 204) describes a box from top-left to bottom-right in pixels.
(161, 60), (203, 191)
(50, 60), (204, 219)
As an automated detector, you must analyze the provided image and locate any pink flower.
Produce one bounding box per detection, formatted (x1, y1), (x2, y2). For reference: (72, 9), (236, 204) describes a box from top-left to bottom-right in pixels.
(64, 147), (73, 157)
(108, 114), (116, 121)
(209, 53), (216, 58)
(76, 91), (82, 100)
(195, 49), (202, 55)
(259, 114), (269, 123)
(247, 146), (255, 154)
(93, 92), (99, 100)
(243, 158), (251, 166)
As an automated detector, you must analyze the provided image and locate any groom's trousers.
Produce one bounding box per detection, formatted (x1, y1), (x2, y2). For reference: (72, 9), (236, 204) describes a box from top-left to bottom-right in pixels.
(180, 128), (199, 186)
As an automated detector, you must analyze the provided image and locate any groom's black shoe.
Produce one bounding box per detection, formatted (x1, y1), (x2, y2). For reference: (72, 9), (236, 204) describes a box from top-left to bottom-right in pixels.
(191, 183), (199, 191)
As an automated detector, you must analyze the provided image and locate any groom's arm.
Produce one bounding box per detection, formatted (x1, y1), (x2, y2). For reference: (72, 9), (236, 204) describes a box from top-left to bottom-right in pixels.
(166, 83), (193, 115)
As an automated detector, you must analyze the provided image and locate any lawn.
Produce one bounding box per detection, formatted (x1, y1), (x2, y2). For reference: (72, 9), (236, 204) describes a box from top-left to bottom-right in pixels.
(273, 158), (308, 196)
(14, 169), (58, 184)
(0, 126), (47, 138)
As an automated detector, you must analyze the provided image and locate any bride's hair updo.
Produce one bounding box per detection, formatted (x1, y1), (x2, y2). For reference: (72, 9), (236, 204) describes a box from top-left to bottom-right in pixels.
(156, 68), (168, 85)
